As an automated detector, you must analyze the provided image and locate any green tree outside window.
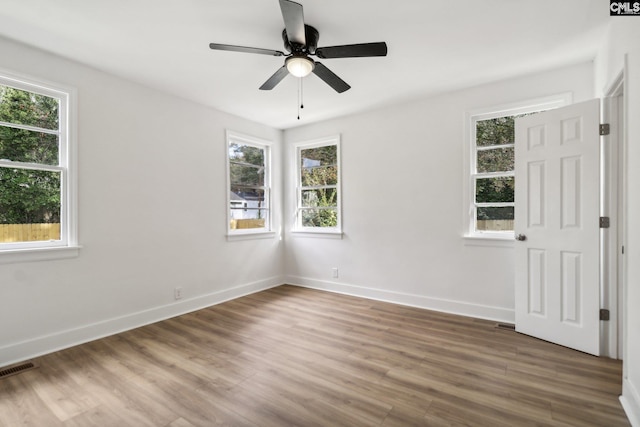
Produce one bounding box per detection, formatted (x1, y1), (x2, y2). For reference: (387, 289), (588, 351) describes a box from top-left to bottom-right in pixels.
(0, 85), (61, 226)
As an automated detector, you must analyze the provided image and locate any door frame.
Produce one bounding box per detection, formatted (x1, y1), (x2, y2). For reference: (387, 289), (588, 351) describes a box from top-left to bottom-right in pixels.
(602, 69), (625, 359)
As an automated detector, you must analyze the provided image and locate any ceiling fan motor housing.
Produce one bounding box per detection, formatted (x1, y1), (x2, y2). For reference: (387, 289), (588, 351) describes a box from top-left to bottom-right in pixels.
(283, 25), (319, 54)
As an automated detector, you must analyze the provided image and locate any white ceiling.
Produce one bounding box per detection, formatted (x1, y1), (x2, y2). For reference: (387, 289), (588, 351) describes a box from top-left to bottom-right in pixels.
(0, 0), (608, 129)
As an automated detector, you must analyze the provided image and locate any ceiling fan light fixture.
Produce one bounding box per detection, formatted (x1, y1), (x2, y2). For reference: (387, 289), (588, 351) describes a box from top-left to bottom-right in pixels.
(286, 56), (315, 77)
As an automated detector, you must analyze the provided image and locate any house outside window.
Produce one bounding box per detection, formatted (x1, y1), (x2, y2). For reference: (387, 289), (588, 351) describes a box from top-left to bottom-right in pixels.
(294, 136), (341, 233)
(0, 73), (77, 257)
(227, 131), (271, 234)
(466, 94), (571, 239)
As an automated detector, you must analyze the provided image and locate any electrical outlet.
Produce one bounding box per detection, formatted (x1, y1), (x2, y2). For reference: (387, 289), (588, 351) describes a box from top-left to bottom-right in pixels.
(174, 287), (183, 300)
(332, 267), (339, 278)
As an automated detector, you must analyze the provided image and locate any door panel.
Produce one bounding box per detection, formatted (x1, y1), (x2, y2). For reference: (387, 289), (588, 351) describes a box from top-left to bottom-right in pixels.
(528, 249), (546, 315)
(515, 99), (600, 356)
(561, 251), (581, 323)
(561, 156), (581, 228)
(528, 161), (545, 227)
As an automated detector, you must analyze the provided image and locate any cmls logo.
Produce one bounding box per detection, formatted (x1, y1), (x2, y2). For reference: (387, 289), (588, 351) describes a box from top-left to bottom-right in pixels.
(610, 1), (640, 15)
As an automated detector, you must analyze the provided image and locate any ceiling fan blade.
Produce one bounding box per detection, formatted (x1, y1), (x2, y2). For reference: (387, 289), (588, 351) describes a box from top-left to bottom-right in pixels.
(209, 43), (285, 57)
(259, 66), (289, 90)
(312, 62), (350, 93)
(316, 42), (388, 59)
(279, 0), (306, 47)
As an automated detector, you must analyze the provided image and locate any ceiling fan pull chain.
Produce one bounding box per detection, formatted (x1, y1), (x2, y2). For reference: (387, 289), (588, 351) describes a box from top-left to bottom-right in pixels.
(297, 78), (300, 120)
(297, 77), (304, 120)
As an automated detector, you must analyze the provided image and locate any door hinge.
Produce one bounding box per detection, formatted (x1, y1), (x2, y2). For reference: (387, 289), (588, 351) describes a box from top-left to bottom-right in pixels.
(600, 217), (610, 228)
(600, 123), (610, 136)
(600, 309), (610, 321)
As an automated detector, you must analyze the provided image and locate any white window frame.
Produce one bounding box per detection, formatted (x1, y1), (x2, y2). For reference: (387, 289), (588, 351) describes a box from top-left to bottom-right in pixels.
(464, 93), (572, 243)
(293, 135), (342, 236)
(226, 130), (274, 239)
(0, 70), (79, 263)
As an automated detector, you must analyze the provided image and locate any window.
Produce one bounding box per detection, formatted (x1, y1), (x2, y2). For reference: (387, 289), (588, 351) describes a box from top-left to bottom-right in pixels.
(473, 115), (517, 233)
(227, 131), (271, 235)
(466, 94), (571, 239)
(294, 136), (341, 233)
(0, 72), (77, 256)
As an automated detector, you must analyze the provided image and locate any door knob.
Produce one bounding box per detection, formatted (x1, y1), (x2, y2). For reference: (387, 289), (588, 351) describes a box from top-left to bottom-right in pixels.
(515, 234), (527, 241)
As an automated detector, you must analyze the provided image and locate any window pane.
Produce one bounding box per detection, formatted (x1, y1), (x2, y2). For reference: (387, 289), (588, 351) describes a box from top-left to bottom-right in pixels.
(0, 126), (59, 165)
(476, 177), (514, 203)
(301, 188), (337, 208)
(230, 188), (266, 205)
(0, 168), (61, 242)
(296, 141), (340, 231)
(477, 147), (514, 173)
(0, 85), (59, 130)
(476, 116), (515, 147)
(301, 145), (337, 168)
(301, 208), (338, 228)
(477, 207), (514, 231)
(229, 209), (267, 230)
(301, 165), (337, 187)
(229, 143), (264, 166)
(227, 136), (270, 233)
(230, 163), (264, 186)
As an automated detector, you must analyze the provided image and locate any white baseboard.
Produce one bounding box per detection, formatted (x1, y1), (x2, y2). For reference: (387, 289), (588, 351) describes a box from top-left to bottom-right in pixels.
(621, 379), (640, 427)
(285, 276), (515, 323)
(0, 276), (283, 368)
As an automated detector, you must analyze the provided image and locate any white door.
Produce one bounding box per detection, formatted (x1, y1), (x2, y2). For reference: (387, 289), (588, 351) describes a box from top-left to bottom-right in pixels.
(514, 99), (601, 356)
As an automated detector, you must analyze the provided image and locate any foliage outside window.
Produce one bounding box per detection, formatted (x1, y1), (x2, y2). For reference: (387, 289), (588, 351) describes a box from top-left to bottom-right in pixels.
(227, 132), (271, 234)
(295, 137), (341, 232)
(0, 75), (74, 251)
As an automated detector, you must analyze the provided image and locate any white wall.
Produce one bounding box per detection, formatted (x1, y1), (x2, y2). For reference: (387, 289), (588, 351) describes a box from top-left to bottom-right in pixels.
(595, 19), (640, 427)
(284, 62), (594, 322)
(0, 36), (284, 367)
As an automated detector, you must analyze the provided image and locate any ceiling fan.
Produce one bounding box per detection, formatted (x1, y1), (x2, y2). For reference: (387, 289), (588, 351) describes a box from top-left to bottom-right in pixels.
(209, 0), (388, 93)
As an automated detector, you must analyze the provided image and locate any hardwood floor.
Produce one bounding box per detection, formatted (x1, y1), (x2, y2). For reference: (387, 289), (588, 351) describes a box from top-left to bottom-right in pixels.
(0, 285), (629, 426)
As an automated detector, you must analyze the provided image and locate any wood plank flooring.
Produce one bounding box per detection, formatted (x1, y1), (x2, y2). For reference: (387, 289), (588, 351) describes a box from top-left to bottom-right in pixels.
(0, 285), (630, 426)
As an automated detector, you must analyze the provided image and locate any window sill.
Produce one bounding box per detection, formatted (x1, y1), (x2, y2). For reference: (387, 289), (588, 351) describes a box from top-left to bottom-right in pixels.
(463, 233), (515, 248)
(227, 231), (277, 241)
(0, 245), (81, 264)
(291, 230), (343, 239)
